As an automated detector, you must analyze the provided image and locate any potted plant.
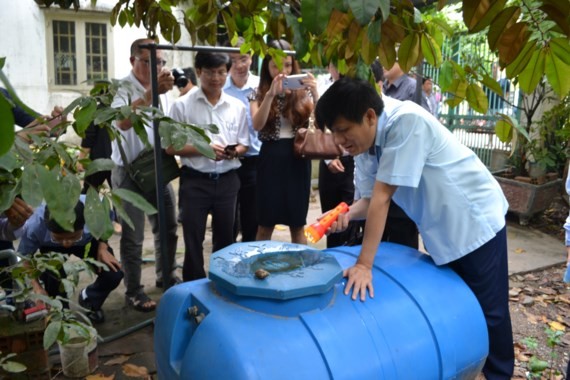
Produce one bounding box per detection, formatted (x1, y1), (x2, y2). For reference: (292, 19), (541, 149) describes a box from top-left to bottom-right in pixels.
(6, 251), (101, 377)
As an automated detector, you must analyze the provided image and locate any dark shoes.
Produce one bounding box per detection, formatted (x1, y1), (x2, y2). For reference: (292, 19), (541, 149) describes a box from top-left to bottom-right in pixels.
(78, 290), (105, 324)
(155, 275), (182, 289)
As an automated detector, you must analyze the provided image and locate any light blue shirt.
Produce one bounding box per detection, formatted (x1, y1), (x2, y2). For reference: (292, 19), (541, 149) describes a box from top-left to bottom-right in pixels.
(223, 73), (261, 156)
(17, 197), (93, 256)
(564, 175), (570, 247)
(355, 97), (508, 265)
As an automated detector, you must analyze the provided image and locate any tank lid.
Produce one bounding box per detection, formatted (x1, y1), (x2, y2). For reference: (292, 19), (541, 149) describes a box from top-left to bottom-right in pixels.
(208, 241), (343, 300)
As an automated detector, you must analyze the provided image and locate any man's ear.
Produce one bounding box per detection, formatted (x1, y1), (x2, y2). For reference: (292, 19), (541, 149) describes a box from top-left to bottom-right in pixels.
(365, 108), (377, 127)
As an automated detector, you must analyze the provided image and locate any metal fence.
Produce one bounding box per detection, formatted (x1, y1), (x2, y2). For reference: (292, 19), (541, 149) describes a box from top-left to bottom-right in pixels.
(420, 33), (521, 169)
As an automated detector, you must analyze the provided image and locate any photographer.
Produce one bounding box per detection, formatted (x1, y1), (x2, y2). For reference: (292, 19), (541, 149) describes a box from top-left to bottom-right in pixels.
(173, 67), (198, 96)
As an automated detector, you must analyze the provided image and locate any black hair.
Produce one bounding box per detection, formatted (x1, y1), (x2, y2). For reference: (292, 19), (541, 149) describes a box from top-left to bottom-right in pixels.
(315, 77), (384, 130)
(422, 76), (432, 85)
(194, 51), (230, 71)
(371, 59), (384, 83)
(44, 201), (85, 233)
(182, 67), (198, 85)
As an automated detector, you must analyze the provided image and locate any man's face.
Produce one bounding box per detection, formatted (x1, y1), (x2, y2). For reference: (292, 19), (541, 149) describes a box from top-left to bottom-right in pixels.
(229, 53), (252, 80)
(130, 47), (167, 86)
(329, 109), (378, 156)
(423, 79), (433, 94)
(197, 64), (228, 94)
(50, 229), (83, 248)
(383, 62), (402, 82)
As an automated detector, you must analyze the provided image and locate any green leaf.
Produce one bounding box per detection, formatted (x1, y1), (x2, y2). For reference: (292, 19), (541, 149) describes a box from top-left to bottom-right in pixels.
(463, 0), (507, 33)
(72, 99), (97, 135)
(21, 163), (44, 207)
(481, 74), (504, 97)
(545, 45), (570, 98)
(488, 6), (521, 52)
(40, 166), (82, 232)
(111, 188), (157, 215)
(518, 48), (546, 94)
(439, 60), (455, 91)
(85, 187), (114, 240)
(0, 94), (15, 156)
(540, 1), (570, 37)
(378, 0), (390, 22)
(497, 22), (530, 66)
(398, 33), (420, 73)
(44, 320), (62, 349)
(301, 0), (332, 35)
(550, 38), (570, 65)
(84, 158), (115, 178)
(348, 0), (379, 25)
(109, 193), (134, 230)
(528, 356), (549, 373)
(420, 33), (442, 67)
(494, 117), (512, 142)
(505, 41), (536, 79)
(466, 83), (488, 114)
(2, 361), (27, 373)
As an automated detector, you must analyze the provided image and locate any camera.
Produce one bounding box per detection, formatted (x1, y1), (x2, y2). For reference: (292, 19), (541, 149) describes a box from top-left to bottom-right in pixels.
(172, 68), (189, 89)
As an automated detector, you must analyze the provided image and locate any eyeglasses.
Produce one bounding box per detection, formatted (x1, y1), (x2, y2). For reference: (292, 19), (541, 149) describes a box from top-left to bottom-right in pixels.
(200, 68), (228, 78)
(50, 231), (83, 246)
(134, 56), (167, 67)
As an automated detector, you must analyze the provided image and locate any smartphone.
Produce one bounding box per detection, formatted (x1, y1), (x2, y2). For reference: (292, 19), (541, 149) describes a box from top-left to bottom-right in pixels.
(224, 144), (238, 154)
(282, 74), (309, 90)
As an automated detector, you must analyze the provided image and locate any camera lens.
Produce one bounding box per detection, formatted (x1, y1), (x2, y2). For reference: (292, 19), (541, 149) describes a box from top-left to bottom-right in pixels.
(172, 68), (189, 89)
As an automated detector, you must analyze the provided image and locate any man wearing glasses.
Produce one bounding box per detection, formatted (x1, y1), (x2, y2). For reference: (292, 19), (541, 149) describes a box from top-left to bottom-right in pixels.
(110, 38), (179, 312)
(17, 198), (123, 324)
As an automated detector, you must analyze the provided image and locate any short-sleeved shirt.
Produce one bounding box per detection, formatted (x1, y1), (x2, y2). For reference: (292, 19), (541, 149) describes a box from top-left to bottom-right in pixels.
(355, 96), (508, 265)
(110, 71), (170, 166)
(168, 88), (249, 174)
(383, 74), (430, 111)
(223, 73), (261, 156)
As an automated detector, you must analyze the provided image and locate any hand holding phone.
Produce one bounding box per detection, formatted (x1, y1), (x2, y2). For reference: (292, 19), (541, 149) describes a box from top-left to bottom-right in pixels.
(224, 144), (238, 159)
(282, 74), (309, 90)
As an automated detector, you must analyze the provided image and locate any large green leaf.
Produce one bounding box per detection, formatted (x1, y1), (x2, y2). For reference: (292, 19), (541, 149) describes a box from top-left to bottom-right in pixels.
(438, 60), (455, 91)
(84, 187), (114, 240)
(21, 163), (44, 207)
(112, 188), (157, 215)
(518, 48), (546, 94)
(540, 1), (570, 37)
(398, 33), (421, 73)
(0, 94), (15, 156)
(348, 0), (379, 25)
(420, 33), (442, 67)
(488, 6), (521, 51)
(549, 38), (570, 65)
(466, 83), (488, 114)
(545, 44), (570, 98)
(463, 0), (507, 33)
(481, 73), (504, 97)
(108, 193), (134, 230)
(378, 0), (390, 22)
(497, 22), (530, 65)
(40, 166), (82, 232)
(72, 99), (97, 135)
(505, 41), (536, 79)
(44, 320), (62, 349)
(301, 0), (331, 34)
(84, 158), (115, 178)
(445, 78), (469, 107)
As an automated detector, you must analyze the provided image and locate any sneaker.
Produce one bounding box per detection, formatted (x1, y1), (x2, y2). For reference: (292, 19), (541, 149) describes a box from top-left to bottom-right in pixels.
(78, 289), (105, 324)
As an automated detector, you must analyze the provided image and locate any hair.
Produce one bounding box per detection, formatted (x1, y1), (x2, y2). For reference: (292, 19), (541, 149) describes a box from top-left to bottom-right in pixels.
(182, 67), (198, 85)
(194, 51), (231, 71)
(422, 76), (432, 85)
(315, 77), (384, 131)
(256, 39), (312, 126)
(130, 38), (156, 57)
(44, 201), (85, 233)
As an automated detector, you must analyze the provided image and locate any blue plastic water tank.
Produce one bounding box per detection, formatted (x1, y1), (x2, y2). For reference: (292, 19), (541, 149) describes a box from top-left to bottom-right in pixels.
(155, 241), (488, 380)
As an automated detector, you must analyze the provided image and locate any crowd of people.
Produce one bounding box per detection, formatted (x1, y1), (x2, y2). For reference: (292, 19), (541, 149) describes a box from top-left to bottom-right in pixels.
(3, 36), (570, 379)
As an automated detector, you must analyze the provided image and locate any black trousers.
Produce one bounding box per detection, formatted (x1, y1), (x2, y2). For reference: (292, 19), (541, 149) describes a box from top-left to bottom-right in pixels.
(39, 240), (123, 310)
(179, 167), (239, 281)
(448, 226), (514, 380)
(382, 203), (419, 249)
(234, 156), (258, 242)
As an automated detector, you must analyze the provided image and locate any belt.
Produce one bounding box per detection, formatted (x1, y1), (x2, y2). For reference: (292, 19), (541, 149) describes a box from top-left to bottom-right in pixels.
(183, 167), (234, 180)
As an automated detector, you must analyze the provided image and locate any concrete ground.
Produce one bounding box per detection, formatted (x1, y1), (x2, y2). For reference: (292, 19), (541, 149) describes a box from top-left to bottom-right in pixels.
(51, 178), (567, 379)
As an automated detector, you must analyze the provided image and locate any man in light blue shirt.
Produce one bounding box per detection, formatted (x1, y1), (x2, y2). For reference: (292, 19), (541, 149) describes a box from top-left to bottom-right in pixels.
(315, 78), (513, 380)
(223, 37), (261, 242)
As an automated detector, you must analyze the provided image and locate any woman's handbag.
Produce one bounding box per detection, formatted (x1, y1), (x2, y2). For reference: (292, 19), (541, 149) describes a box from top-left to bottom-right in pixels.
(117, 142), (180, 194)
(293, 117), (343, 160)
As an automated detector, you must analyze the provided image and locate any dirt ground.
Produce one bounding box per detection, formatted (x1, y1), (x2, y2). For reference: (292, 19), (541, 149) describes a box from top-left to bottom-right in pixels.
(508, 195), (570, 379)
